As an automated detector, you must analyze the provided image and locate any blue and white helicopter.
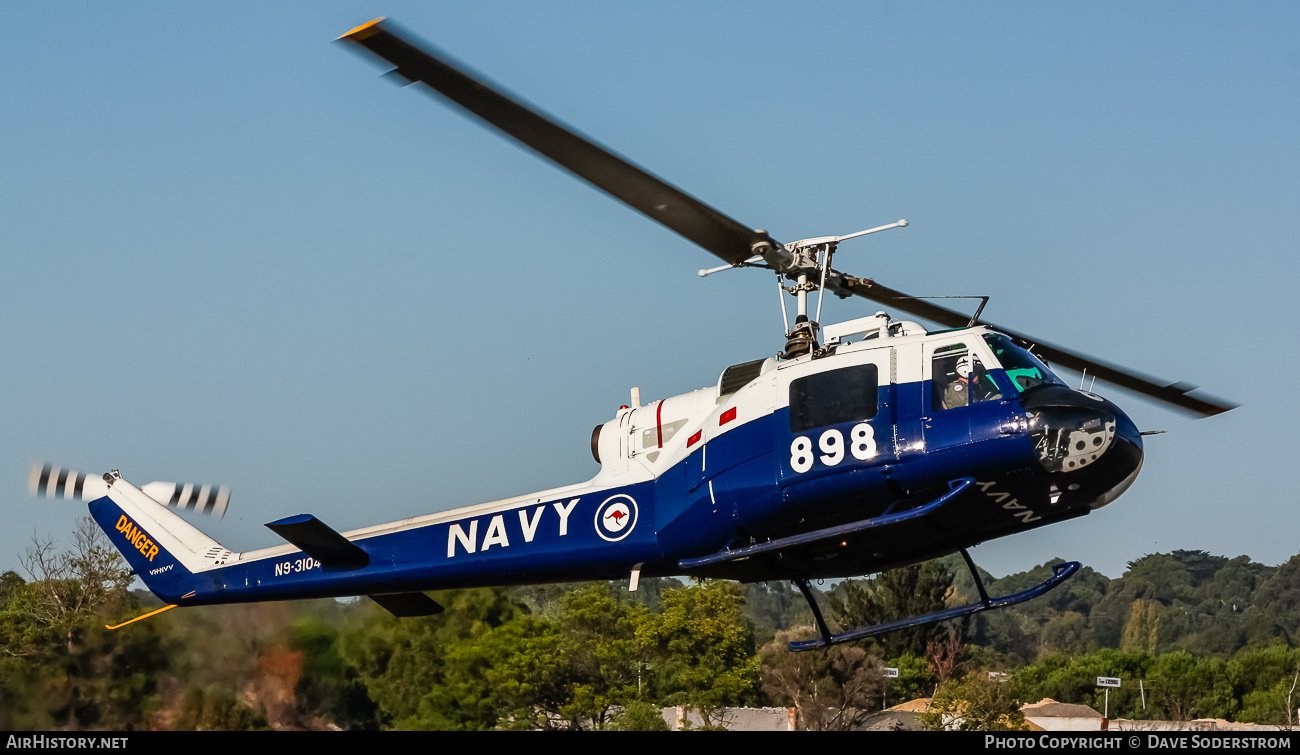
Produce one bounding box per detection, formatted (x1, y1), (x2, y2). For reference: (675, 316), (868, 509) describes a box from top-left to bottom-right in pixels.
(32, 19), (1234, 650)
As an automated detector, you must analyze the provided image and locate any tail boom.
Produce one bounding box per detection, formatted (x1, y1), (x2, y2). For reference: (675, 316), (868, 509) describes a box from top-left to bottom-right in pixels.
(88, 472), (232, 603)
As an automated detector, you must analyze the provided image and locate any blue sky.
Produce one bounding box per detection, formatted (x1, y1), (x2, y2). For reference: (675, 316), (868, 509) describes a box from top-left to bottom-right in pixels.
(3, 2), (1297, 583)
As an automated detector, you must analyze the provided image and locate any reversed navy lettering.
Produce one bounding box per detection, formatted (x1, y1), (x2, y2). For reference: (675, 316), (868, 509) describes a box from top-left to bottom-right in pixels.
(448, 498), (581, 559)
(790, 422), (878, 474)
(976, 480), (1041, 523)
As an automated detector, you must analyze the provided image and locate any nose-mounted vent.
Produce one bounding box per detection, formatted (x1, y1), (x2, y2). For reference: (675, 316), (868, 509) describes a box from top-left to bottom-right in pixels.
(1028, 407), (1117, 473)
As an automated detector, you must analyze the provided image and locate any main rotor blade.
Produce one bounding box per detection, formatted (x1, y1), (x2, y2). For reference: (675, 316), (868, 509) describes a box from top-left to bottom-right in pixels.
(842, 276), (1236, 418)
(338, 19), (774, 266)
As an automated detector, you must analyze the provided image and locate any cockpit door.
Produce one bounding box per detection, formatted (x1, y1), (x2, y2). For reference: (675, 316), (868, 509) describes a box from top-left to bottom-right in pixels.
(922, 337), (1007, 453)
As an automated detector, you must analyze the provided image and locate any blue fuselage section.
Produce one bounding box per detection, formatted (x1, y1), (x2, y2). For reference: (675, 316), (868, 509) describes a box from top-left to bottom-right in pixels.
(93, 367), (1143, 606)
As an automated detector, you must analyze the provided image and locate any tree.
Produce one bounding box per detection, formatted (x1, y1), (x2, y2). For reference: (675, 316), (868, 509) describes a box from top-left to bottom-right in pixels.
(400, 611), (547, 730)
(920, 671), (1028, 731)
(1149, 651), (1235, 722)
(1256, 556), (1300, 644)
(1014, 648), (1152, 719)
(15, 517), (134, 653)
(760, 627), (885, 730)
(490, 583), (647, 730)
(172, 684), (269, 731)
(830, 559), (954, 659)
(607, 700), (670, 731)
(0, 518), (163, 730)
(1038, 611), (1096, 657)
(1121, 600), (1162, 655)
(636, 580), (761, 729)
(1231, 645), (1300, 725)
(927, 623), (966, 685)
(1122, 555), (1196, 605)
(290, 611), (382, 730)
(744, 581), (822, 648)
(884, 653), (933, 705)
(343, 586), (531, 729)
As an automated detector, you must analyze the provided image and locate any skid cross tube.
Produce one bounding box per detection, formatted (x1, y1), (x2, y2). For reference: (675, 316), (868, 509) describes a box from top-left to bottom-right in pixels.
(792, 545), (997, 651)
(961, 547), (992, 607)
(787, 560), (1080, 652)
(795, 578), (835, 646)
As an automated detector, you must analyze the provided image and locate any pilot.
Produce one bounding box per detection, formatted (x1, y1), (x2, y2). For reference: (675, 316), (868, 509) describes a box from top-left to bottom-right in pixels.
(942, 356), (972, 410)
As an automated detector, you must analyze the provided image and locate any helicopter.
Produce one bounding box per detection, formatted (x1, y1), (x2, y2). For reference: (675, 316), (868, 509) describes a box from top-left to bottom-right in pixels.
(37, 18), (1234, 651)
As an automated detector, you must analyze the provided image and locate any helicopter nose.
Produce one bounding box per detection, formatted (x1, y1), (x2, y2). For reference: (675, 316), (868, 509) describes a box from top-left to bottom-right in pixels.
(1021, 386), (1144, 510)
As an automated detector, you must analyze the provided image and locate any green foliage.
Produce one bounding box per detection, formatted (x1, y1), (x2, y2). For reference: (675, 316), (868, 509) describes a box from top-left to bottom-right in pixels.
(1255, 555), (1300, 644)
(1148, 651), (1236, 721)
(514, 577), (684, 617)
(397, 610), (544, 730)
(971, 551), (1300, 666)
(973, 560), (1109, 664)
(173, 684), (269, 731)
(344, 587), (530, 729)
(346, 582), (660, 730)
(920, 671), (1028, 731)
(884, 652), (933, 704)
(1229, 644), (1300, 725)
(830, 559), (954, 659)
(1121, 600), (1161, 655)
(291, 612), (382, 730)
(1233, 644), (1300, 725)
(608, 700), (670, 731)
(636, 579), (761, 728)
(1125, 554), (1197, 605)
(744, 581), (823, 648)
(1015, 648), (1152, 719)
(1007, 646), (1284, 723)
(0, 520), (166, 730)
(1039, 611), (1096, 656)
(490, 584), (647, 729)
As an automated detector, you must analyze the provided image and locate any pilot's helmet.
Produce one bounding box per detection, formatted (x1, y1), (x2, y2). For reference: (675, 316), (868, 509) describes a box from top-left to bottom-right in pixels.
(955, 356), (973, 379)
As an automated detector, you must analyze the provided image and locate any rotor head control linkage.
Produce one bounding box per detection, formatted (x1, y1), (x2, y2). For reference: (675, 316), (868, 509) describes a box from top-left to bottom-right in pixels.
(699, 220), (909, 278)
(784, 219), (909, 253)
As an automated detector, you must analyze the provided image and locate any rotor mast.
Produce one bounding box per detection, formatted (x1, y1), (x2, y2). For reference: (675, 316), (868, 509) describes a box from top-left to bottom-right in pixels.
(773, 220), (909, 359)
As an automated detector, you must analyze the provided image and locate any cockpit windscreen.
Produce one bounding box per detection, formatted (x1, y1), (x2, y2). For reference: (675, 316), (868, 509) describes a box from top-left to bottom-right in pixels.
(983, 334), (1066, 393)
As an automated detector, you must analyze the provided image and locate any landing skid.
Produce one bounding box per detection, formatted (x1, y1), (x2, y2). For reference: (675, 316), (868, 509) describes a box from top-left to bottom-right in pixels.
(788, 554), (1080, 652)
(675, 476), (1079, 652)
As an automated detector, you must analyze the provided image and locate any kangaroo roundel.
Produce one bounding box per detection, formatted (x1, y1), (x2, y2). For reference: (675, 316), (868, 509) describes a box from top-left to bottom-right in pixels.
(595, 494), (638, 542)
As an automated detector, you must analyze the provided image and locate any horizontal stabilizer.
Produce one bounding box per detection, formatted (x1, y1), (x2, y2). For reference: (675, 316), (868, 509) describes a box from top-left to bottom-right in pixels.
(265, 514), (369, 570)
(30, 463), (230, 519)
(369, 592), (444, 617)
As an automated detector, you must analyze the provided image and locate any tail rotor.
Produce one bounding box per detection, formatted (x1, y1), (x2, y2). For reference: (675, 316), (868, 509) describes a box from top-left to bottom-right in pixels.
(29, 463), (231, 520)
